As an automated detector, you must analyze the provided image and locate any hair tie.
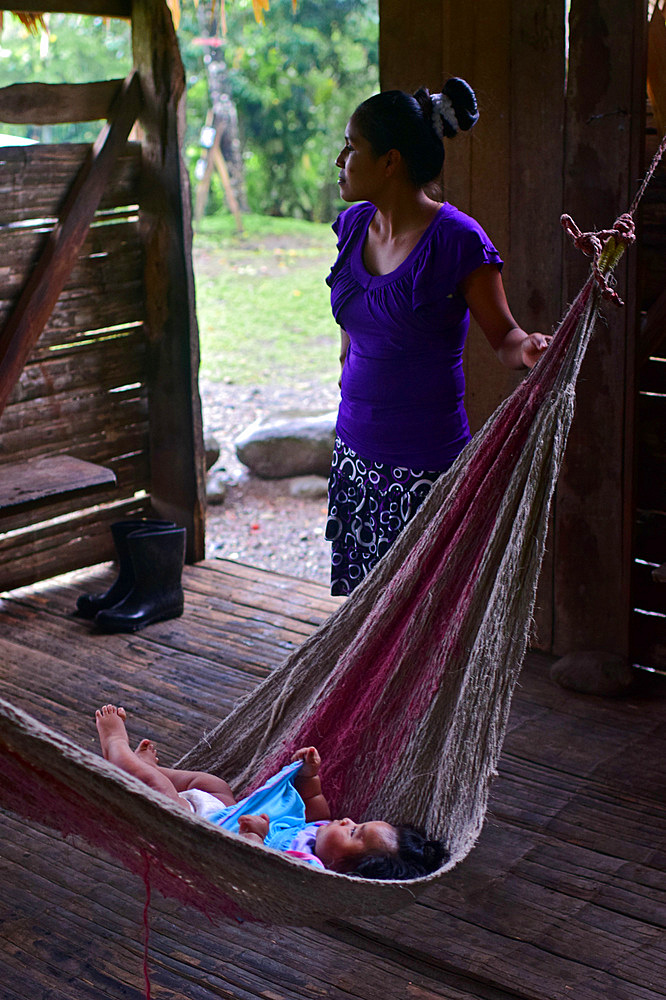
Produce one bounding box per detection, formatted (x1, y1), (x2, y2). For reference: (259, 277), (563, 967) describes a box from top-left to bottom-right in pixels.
(431, 93), (458, 139)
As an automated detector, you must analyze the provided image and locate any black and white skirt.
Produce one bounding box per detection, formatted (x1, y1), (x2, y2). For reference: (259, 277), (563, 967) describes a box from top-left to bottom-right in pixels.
(325, 436), (448, 597)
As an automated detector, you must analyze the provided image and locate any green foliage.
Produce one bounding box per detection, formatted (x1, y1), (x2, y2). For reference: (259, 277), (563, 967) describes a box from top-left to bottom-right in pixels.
(0, 2), (378, 218)
(179, 0), (379, 221)
(0, 15), (132, 143)
(194, 214), (339, 386)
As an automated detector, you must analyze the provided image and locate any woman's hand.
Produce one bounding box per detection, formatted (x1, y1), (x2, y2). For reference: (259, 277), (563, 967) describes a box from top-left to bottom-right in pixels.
(292, 746), (321, 778)
(520, 332), (552, 369)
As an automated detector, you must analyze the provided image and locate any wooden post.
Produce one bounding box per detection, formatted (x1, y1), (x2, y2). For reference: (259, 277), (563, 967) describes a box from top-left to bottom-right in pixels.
(380, 0), (566, 647)
(194, 119), (243, 231)
(553, 0), (646, 659)
(132, 0), (206, 563)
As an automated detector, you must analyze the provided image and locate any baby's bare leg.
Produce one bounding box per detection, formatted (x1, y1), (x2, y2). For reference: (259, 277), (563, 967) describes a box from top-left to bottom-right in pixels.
(156, 767), (236, 805)
(95, 705), (187, 808)
(134, 738), (236, 805)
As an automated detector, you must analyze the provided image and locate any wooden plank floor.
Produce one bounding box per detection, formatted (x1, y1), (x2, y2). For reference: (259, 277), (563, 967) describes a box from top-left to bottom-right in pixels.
(0, 558), (665, 1000)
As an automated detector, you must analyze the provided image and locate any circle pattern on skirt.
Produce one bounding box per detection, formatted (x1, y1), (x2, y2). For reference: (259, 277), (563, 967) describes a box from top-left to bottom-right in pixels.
(325, 437), (447, 596)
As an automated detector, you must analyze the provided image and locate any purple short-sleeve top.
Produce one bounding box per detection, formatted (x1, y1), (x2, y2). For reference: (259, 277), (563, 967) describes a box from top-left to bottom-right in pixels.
(326, 201), (503, 468)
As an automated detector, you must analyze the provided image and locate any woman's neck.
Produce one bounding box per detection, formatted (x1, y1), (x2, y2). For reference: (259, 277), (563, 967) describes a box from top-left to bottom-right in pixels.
(361, 188), (442, 277)
(369, 188), (441, 241)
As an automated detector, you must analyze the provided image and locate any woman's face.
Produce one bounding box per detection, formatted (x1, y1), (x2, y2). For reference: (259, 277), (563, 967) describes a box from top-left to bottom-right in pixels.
(335, 116), (389, 203)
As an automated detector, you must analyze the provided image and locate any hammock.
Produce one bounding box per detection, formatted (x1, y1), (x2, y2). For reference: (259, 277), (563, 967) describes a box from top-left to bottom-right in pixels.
(0, 141), (662, 926)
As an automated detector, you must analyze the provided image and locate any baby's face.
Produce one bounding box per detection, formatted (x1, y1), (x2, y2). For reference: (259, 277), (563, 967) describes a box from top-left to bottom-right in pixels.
(315, 818), (398, 872)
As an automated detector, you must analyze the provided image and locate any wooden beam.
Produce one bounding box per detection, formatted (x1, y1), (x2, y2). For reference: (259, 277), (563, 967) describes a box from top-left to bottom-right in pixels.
(132, 0), (206, 562)
(0, 71), (142, 419)
(0, 80), (124, 126)
(553, 0), (647, 658)
(0, 0), (131, 18)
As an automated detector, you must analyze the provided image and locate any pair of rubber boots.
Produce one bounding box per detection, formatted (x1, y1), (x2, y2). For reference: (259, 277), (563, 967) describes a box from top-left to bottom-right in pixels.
(76, 519), (186, 633)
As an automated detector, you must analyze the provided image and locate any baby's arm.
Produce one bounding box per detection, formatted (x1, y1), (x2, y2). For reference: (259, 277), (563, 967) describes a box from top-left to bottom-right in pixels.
(238, 813), (270, 846)
(292, 747), (331, 822)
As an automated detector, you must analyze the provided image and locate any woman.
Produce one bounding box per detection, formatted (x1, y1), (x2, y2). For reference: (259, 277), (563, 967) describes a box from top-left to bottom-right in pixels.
(324, 78), (551, 596)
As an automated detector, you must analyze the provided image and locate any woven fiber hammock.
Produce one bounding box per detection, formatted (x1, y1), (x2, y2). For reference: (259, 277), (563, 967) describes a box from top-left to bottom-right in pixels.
(0, 200), (648, 927)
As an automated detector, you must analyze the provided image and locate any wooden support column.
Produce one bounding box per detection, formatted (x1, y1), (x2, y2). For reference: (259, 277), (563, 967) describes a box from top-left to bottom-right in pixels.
(553, 0), (646, 658)
(380, 0), (566, 647)
(132, 0), (206, 563)
(379, 0), (444, 90)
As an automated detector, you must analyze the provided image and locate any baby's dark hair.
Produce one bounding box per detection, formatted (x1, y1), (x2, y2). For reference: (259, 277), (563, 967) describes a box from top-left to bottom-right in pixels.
(351, 825), (449, 881)
(352, 77), (478, 188)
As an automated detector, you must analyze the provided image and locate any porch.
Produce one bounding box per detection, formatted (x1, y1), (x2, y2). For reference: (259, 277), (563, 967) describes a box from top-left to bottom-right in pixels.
(0, 557), (664, 1000)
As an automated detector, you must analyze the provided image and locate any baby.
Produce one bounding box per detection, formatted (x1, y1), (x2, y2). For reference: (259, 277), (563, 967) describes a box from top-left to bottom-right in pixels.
(95, 704), (447, 880)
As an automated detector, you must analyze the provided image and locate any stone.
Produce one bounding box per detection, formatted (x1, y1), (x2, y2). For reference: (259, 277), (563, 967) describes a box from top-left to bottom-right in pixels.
(288, 475), (329, 499)
(550, 650), (634, 697)
(204, 434), (221, 472)
(235, 410), (336, 479)
(206, 471), (228, 506)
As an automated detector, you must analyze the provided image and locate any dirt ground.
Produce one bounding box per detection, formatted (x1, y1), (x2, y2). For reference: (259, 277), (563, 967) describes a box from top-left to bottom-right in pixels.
(200, 376), (339, 589)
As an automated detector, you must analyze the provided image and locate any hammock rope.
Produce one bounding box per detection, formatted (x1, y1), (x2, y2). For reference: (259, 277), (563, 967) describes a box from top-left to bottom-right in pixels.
(0, 136), (663, 927)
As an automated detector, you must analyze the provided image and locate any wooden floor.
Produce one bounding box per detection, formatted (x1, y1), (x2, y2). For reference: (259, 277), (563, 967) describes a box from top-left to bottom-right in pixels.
(0, 558), (665, 1000)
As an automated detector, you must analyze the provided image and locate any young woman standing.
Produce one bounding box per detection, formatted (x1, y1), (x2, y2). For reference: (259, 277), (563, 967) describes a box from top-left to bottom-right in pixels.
(324, 78), (551, 596)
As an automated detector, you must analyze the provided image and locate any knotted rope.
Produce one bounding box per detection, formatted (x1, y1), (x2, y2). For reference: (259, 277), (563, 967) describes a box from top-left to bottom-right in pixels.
(560, 212), (636, 305)
(560, 129), (666, 307)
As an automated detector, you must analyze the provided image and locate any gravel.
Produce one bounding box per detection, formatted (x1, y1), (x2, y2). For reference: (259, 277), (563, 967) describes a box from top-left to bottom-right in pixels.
(200, 376), (341, 588)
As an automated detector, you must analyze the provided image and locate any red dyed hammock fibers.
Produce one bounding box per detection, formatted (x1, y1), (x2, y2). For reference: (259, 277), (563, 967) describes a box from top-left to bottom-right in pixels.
(0, 210), (644, 927)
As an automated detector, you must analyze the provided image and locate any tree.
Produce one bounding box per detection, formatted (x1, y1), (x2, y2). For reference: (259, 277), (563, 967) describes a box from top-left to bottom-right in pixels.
(0, 14), (132, 143)
(178, 0), (378, 221)
(0, 1), (379, 220)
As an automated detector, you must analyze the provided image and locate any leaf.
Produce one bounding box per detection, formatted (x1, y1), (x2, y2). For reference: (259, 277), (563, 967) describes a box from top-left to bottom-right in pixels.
(166, 0), (181, 29)
(252, 0), (270, 26)
(3, 11), (46, 34)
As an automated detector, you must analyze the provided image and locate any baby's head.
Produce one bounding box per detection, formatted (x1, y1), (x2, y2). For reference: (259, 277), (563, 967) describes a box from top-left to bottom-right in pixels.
(315, 818), (448, 880)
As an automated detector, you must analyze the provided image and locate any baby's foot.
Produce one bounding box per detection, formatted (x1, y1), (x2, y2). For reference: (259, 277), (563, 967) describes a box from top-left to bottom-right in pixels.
(135, 738), (159, 768)
(95, 704), (129, 760)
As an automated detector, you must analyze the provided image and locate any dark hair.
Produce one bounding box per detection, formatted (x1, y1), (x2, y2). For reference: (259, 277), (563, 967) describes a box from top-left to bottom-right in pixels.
(350, 825), (450, 881)
(351, 77), (478, 188)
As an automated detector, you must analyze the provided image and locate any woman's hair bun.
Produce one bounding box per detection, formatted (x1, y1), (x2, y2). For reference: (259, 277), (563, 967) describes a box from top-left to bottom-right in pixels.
(426, 77), (479, 140)
(443, 77), (479, 133)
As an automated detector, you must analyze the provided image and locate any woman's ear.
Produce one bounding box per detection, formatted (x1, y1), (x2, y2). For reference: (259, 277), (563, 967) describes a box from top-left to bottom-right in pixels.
(383, 147), (402, 177)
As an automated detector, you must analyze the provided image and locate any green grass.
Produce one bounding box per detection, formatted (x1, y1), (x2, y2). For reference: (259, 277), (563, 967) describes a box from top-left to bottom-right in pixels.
(193, 213), (341, 387)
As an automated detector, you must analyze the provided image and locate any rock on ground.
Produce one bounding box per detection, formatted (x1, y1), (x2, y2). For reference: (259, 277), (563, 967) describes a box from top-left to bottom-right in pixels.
(200, 377), (339, 587)
(235, 410), (337, 479)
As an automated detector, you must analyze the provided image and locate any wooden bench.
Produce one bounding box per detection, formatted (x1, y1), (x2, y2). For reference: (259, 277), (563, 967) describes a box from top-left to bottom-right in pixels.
(0, 455), (116, 516)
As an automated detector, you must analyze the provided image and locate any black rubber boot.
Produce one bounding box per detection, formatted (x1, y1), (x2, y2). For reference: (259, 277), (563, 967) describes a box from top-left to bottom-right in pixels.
(75, 519), (176, 619)
(94, 526), (186, 633)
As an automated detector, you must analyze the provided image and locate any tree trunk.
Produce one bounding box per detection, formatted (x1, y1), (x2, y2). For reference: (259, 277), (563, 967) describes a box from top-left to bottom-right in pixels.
(197, 7), (247, 211)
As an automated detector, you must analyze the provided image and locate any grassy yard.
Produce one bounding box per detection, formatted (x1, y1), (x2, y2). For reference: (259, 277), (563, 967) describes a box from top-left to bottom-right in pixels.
(193, 214), (340, 388)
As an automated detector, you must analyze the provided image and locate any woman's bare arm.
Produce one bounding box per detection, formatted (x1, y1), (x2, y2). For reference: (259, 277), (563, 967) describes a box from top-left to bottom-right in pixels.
(461, 264), (551, 370)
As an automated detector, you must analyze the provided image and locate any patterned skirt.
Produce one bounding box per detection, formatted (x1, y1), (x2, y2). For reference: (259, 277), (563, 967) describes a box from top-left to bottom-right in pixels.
(325, 436), (450, 597)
